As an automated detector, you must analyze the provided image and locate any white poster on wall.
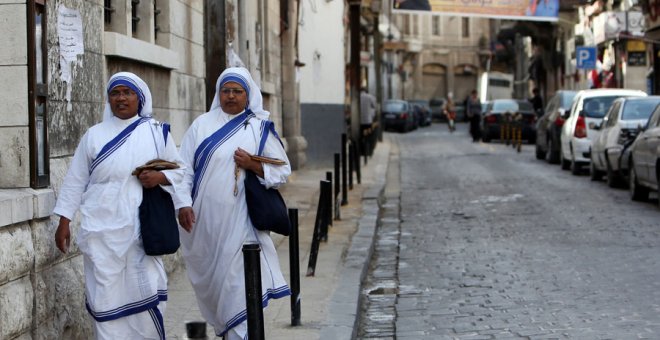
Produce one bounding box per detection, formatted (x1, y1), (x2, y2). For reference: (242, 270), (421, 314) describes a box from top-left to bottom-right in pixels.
(57, 5), (84, 111)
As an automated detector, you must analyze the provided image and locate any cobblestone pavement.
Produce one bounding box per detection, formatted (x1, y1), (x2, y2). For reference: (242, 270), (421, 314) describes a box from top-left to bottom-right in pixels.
(358, 123), (660, 340)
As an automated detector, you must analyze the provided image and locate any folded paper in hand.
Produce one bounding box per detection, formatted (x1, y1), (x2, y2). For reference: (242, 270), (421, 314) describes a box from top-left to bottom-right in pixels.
(249, 155), (287, 166)
(132, 159), (180, 176)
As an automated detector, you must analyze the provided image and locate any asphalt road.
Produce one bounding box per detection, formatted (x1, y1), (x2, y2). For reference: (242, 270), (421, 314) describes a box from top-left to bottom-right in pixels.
(358, 122), (660, 339)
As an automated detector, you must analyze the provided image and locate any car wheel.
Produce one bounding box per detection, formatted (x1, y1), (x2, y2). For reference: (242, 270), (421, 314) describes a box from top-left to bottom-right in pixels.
(535, 144), (546, 160)
(589, 161), (602, 181)
(570, 153), (581, 176)
(546, 138), (558, 164)
(629, 164), (649, 201)
(605, 160), (620, 188)
(560, 145), (570, 170)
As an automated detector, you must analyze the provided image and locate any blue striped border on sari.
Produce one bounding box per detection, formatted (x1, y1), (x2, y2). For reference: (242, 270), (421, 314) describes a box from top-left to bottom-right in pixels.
(85, 290), (168, 322)
(216, 285), (291, 337)
(191, 111), (254, 202)
(90, 117), (149, 174)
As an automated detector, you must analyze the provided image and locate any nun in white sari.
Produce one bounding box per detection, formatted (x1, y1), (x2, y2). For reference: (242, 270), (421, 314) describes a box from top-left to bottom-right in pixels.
(176, 67), (291, 339)
(53, 72), (185, 340)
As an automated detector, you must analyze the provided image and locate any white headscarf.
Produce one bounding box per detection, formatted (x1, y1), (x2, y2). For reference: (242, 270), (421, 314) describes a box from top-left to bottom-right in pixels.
(102, 72), (153, 121)
(208, 67), (270, 120)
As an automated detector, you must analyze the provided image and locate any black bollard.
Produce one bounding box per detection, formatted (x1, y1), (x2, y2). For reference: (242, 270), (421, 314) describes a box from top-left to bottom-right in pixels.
(348, 142), (354, 190)
(333, 153), (341, 220)
(307, 182), (325, 276)
(325, 171), (333, 226)
(341, 134), (348, 205)
(184, 321), (207, 340)
(319, 180), (330, 241)
(243, 244), (265, 340)
(288, 209), (301, 326)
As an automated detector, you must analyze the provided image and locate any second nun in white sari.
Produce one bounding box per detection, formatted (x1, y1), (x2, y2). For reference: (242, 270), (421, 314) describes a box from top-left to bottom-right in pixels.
(176, 67), (291, 339)
(53, 72), (185, 339)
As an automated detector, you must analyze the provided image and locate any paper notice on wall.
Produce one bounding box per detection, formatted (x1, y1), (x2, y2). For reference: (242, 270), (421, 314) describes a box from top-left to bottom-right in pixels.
(57, 5), (84, 111)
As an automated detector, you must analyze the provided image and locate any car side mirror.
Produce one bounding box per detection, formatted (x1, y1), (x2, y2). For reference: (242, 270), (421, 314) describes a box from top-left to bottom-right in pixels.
(558, 108), (568, 119)
(579, 110), (587, 117)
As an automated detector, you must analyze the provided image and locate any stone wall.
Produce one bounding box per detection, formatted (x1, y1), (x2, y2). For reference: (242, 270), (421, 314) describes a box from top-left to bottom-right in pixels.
(0, 0), (205, 338)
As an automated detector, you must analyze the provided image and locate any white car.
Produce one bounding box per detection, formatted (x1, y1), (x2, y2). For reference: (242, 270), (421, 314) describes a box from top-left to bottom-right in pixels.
(590, 96), (660, 187)
(560, 89), (647, 175)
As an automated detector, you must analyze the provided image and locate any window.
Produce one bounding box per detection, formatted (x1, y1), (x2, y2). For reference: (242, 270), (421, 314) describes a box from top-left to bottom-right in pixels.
(104, 0), (114, 24)
(462, 17), (469, 38)
(131, 0), (141, 37)
(403, 14), (410, 35)
(432, 16), (441, 36)
(412, 15), (418, 35)
(28, 0), (49, 188)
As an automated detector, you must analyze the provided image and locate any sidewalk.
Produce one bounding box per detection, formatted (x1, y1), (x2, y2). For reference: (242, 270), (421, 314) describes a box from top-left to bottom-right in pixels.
(164, 136), (392, 339)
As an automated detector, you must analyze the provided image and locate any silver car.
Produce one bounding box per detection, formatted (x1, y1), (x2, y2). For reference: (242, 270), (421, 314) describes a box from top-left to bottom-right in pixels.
(629, 103), (660, 205)
(591, 96), (660, 187)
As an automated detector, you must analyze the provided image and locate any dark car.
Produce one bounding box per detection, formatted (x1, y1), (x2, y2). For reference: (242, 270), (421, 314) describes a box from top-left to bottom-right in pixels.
(429, 97), (446, 121)
(409, 99), (432, 127)
(535, 90), (577, 163)
(382, 100), (415, 132)
(481, 99), (537, 143)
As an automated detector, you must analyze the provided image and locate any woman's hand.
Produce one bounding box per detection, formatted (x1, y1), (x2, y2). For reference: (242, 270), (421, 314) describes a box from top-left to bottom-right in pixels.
(138, 170), (169, 188)
(178, 207), (195, 233)
(234, 148), (264, 177)
(55, 217), (71, 254)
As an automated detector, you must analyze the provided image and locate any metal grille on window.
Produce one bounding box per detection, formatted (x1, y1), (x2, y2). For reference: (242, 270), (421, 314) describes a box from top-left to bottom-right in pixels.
(131, 0), (140, 34)
(154, 0), (161, 39)
(104, 0), (114, 24)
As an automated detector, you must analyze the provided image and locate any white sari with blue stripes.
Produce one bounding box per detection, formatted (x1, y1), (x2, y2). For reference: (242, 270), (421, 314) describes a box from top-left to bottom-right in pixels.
(54, 114), (185, 339)
(176, 109), (291, 338)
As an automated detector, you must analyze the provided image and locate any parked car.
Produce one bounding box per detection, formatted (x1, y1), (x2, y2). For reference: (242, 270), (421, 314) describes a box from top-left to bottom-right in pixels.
(628, 103), (660, 204)
(559, 89), (647, 175)
(480, 99), (537, 143)
(409, 99), (432, 127)
(429, 97), (446, 121)
(535, 90), (577, 163)
(382, 99), (415, 132)
(590, 96), (660, 187)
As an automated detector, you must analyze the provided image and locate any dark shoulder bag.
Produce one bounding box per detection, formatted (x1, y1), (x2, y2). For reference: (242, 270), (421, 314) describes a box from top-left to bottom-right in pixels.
(244, 120), (291, 236)
(138, 122), (181, 255)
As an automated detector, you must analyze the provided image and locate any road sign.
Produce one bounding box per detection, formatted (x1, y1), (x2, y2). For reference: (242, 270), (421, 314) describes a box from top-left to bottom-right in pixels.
(576, 46), (597, 70)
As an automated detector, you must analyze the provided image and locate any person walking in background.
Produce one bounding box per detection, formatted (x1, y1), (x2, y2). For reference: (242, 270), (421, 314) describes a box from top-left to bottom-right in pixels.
(529, 87), (544, 116)
(443, 92), (456, 132)
(466, 89), (482, 142)
(176, 67), (291, 340)
(53, 72), (185, 340)
(360, 87), (377, 155)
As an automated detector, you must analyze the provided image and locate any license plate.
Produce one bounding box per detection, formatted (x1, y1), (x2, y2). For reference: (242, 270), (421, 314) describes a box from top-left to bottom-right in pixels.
(385, 114), (395, 119)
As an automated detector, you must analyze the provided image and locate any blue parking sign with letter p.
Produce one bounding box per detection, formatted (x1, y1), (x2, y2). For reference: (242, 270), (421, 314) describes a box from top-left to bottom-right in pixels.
(576, 47), (597, 70)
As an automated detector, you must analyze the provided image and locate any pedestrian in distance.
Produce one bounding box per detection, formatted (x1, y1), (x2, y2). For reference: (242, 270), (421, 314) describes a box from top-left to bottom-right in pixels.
(529, 87), (544, 117)
(360, 87), (377, 155)
(176, 67), (291, 339)
(466, 89), (483, 142)
(53, 72), (185, 340)
(443, 92), (456, 132)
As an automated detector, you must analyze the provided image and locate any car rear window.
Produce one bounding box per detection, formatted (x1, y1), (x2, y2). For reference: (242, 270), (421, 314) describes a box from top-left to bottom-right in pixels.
(582, 96), (620, 118)
(621, 99), (660, 120)
(384, 102), (406, 112)
(561, 92), (577, 108)
(492, 100), (533, 112)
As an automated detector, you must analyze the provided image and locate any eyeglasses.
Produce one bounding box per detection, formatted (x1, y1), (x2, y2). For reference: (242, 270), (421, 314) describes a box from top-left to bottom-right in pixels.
(109, 89), (137, 99)
(220, 88), (246, 96)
